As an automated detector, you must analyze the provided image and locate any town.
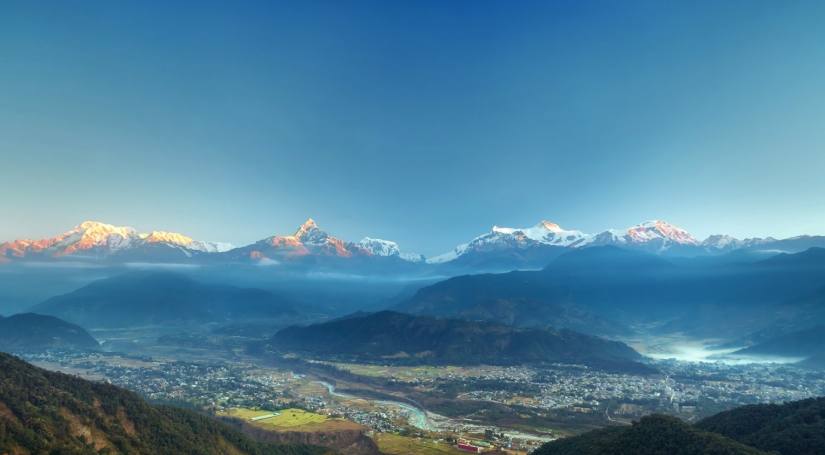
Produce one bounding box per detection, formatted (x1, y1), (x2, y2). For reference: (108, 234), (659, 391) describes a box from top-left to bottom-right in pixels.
(19, 350), (825, 453)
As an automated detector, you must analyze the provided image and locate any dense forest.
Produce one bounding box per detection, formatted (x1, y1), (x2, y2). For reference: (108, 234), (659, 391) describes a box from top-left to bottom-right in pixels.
(533, 414), (767, 455)
(535, 397), (825, 455)
(696, 397), (825, 455)
(0, 353), (328, 455)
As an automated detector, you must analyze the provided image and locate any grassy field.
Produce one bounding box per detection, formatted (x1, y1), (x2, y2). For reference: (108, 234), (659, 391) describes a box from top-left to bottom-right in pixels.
(374, 433), (466, 455)
(222, 408), (327, 427)
(220, 407), (361, 432)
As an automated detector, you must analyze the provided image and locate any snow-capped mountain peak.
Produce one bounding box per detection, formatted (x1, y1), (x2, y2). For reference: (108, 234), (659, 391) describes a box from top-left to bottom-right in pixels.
(539, 220), (563, 232)
(358, 237), (401, 257)
(140, 231), (195, 247)
(292, 218), (330, 245)
(355, 237), (425, 262)
(0, 221), (230, 259)
(700, 234), (778, 252)
(247, 220), (423, 262)
(6, 217), (822, 267)
(295, 218), (318, 235)
(261, 219), (353, 258)
(49, 220), (137, 255)
(488, 220), (587, 245)
(139, 231), (233, 253)
(702, 234), (741, 250)
(428, 220), (589, 264)
(625, 220), (699, 245)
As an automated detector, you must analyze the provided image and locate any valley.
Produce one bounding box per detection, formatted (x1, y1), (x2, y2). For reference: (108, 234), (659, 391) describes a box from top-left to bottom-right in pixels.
(4, 234), (825, 453)
(17, 320), (825, 454)
(4, 218), (825, 455)
(5, 3), (825, 453)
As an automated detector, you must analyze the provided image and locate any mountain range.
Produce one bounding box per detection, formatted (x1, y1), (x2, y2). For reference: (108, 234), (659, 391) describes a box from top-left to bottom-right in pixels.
(733, 325), (825, 367)
(3, 218), (825, 272)
(0, 220), (232, 262)
(399, 246), (825, 344)
(32, 272), (298, 328)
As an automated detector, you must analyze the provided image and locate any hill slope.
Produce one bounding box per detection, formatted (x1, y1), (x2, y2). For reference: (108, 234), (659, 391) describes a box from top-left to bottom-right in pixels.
(0, 313), (98, 352)
(533, 414), (768, 455)
(402, 246), (825, 338)
(0, 352), (325, 455)
(536, 397), (825, 455)
(396, 269), (628, 336)
(696, 397), (825, 455)
(400, 247), (679, 335)
(270, 311), (647, 371)
(734, 325), (824, 360)
(32, 272), (297, 328)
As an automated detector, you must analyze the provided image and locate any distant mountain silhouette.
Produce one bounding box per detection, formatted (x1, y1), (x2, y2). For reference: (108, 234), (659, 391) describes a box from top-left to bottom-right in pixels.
(269, 311), (649, 372)
(32, 272), (297, 328)
(757, 247), (825, 267)
(0, 313), (98, 352)
(734, 325), (824, 362)
(402, 246), (825, 338)
(547, 245), (673, 271)
(433, 244), (570, 273)
(396, 269), (628, 336)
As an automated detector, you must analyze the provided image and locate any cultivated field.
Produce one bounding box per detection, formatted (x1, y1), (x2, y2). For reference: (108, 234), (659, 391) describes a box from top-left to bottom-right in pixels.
(374, 433), (466, 455)
(220, 407), (361, 432)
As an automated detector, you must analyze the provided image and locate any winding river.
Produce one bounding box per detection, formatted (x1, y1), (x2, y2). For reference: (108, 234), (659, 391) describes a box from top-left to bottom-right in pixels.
(317, 381), (433, 431)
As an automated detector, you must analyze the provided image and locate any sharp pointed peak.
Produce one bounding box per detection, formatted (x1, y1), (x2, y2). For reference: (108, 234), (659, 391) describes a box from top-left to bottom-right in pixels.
(291, 217), (328, 241)
(298, 218), (318, 230)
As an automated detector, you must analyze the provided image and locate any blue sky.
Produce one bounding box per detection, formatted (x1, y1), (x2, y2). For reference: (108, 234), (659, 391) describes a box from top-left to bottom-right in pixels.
(2, 0), (825, 255)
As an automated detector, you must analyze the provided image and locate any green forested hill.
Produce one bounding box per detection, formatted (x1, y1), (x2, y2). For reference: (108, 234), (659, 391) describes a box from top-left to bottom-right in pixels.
(0, 313), (99, 352)
(696, 397), (825, 455)
(532, 414), (768, 455)
(0, 352), (327, 455)
(270, 311), (647, 372)
(536, 397), (825, 455)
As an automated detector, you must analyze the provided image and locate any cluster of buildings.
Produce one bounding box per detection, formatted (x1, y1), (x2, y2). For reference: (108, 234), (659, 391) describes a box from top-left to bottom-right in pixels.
(22, 351), (296, 410)
(19, 350), (825, 454)
(443, 361), (825, 419)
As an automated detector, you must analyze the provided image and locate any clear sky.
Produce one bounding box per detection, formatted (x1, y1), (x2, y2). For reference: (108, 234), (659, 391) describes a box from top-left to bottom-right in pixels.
(2, 0), (825, 256)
